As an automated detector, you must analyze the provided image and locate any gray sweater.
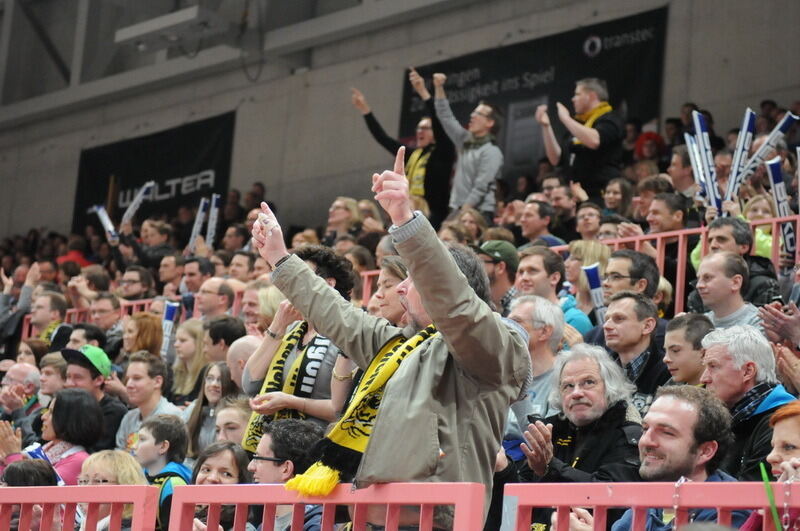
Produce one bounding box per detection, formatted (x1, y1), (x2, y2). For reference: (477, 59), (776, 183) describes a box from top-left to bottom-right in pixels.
(434, 98), (503, 213)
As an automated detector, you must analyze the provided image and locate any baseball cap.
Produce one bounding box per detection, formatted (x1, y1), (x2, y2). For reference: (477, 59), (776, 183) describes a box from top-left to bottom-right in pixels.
(478, 240), (520, 271)
(61, 345), (112, 378)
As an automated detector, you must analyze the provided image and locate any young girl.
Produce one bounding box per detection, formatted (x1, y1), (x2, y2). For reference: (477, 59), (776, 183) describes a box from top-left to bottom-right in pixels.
(171, 319), (208, 407)
(182, 362), (238, 464)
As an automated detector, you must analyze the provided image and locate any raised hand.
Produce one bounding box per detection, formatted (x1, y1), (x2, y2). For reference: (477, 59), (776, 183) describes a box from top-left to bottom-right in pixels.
(556, 102), (571, 124)
(408, 68), (430, 100)
(432, 73), (447, 88)
(25, 262), (40, 287)
(251, 202), (289, 267)
(0, 268), (11, 294)
(534, 104), (551, 127)
(350, 88), (370, 114)
(269, 300), (303, 337)
(372, 147), (413, 226)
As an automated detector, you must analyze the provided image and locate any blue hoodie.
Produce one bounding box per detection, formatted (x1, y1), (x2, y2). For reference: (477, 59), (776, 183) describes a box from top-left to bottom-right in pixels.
(560, 294), (593, 335)
(147, 461), (193, 530)
(611, 470), (751, 531)
(753, 384), (796, 416)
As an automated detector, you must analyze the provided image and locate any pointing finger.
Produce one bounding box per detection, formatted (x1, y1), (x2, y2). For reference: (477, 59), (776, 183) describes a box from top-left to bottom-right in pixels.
(394, 146), (406, 175)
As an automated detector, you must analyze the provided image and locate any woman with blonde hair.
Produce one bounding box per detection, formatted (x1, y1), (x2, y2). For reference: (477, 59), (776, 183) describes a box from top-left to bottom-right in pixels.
(458, 205), (488, 244)
(171, 319), (208, 407)
(564, 240), (611, 324)
(256, 284), (286, 331)
(693, 193), (779, 270)
(322, 196), (363, 247)
(77, 450), (148, 530)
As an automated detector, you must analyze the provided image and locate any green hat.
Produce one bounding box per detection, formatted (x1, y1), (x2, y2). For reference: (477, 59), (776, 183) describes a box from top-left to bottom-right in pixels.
(61, 345), (112, 378)
(478, 240), (520, 271)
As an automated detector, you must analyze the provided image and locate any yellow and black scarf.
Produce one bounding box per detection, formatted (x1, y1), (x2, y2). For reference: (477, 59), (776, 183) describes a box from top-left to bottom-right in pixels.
(405, 147), (431, 197)
(572, 101), (613, 145)
(285, 324), (438, 496)
(242, 321), (327, 452)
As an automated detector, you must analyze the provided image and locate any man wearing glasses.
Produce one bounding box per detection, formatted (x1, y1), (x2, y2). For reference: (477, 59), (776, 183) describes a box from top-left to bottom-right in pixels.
(433, 72), (504, 224)
(584, 249), (667, 354)
(89, 292), (124, 361)
(511, 343), (642, 530)
(248, 419), (324, 530)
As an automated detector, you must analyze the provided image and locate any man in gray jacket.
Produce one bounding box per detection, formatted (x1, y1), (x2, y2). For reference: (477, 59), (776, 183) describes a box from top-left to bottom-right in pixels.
(433, 73), (504, 222)
(251, 147), (529, 528)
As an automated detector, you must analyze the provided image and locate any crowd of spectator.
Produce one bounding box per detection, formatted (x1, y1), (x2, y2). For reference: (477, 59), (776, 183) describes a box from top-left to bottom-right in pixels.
(0, 70), (799, 531)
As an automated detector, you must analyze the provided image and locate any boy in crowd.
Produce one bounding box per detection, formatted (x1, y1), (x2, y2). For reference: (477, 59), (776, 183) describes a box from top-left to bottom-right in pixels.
(135, 414), (192, 530)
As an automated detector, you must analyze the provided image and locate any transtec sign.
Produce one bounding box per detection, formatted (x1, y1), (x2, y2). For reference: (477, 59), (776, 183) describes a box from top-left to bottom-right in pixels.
(72, 112), (235, 233)
(398, 7), (667, 183)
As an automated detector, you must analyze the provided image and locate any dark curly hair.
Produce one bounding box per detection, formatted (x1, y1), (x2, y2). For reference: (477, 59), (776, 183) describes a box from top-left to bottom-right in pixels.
(294, 245), (355, 300)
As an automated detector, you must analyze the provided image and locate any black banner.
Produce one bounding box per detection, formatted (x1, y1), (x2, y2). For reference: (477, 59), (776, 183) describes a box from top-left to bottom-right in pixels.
(399, 8), (667, 183)
(72, 112), (235, 233)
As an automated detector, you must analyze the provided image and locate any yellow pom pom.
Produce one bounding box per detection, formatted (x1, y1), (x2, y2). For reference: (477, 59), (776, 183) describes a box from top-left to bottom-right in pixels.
(284, 461), (341, 497)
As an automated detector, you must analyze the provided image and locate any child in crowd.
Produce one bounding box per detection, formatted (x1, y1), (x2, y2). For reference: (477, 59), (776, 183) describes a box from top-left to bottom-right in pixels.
(135, 414), (192, 530)
(214, 395), (252, 446)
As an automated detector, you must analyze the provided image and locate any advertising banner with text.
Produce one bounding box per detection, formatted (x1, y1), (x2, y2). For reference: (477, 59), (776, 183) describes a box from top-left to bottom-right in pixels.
(72, 112), (235, 233)
(399, 8), (667, 183)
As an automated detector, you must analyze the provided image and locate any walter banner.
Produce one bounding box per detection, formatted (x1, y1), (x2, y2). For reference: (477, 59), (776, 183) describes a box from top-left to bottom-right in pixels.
(399, 7), (667, 182)
(72, 112), (235, 233)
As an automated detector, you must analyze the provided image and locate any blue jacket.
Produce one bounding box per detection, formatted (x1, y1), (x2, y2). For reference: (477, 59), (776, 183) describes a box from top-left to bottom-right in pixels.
(721, 384), (796, 481)
(560, 294), (593, 335)
(611, 471), (750, 531)
(147, 461), (193, 530)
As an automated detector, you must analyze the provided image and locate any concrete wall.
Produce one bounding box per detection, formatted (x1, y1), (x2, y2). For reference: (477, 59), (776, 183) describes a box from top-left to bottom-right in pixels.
(1, 0), (798, 238)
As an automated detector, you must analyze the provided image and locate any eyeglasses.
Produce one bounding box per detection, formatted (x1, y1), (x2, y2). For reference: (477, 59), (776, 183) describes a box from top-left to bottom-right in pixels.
(119, 279), (141, 286)
(78, 477), (116, 486)
(471, 110), (491, 118)
(602, 273), (634, 282)
(416, 125), (432, 131)
(251, 455), (285, 464)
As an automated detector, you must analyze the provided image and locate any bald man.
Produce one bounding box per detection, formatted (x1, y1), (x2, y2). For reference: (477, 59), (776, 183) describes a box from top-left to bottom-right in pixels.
(226, 335), (261, 390)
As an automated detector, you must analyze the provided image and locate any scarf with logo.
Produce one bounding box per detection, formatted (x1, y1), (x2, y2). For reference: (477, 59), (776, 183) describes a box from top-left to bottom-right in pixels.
(285, 324), (438, 496)
(242, 321), (326, 452)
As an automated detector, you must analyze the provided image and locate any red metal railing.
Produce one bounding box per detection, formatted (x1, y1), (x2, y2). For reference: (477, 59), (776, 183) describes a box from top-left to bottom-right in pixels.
(119, 298), (153, 316)
(361, 270), (381, 303)
(168, 482), (485, 531)
(0, 485), (158, 531)
(506, 481), (800, 530)
(358, 214), (800, 316)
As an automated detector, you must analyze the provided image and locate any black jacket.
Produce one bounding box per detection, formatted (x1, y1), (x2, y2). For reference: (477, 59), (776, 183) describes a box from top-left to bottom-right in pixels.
(518, 400), (642, 484)
(721, 385), (797, 481)
(485, 401), (641, 531)
(687, 254), (782, 313)
(362, 98), (455, 229)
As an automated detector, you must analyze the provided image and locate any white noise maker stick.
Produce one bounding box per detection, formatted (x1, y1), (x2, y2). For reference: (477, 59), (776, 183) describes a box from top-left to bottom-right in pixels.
(205, 193), (222, 250)
(725, 109), (756, 203)
(187, 197), (210, 254)
(121, 181), (155, 226)
(766, 156), (796, 259)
